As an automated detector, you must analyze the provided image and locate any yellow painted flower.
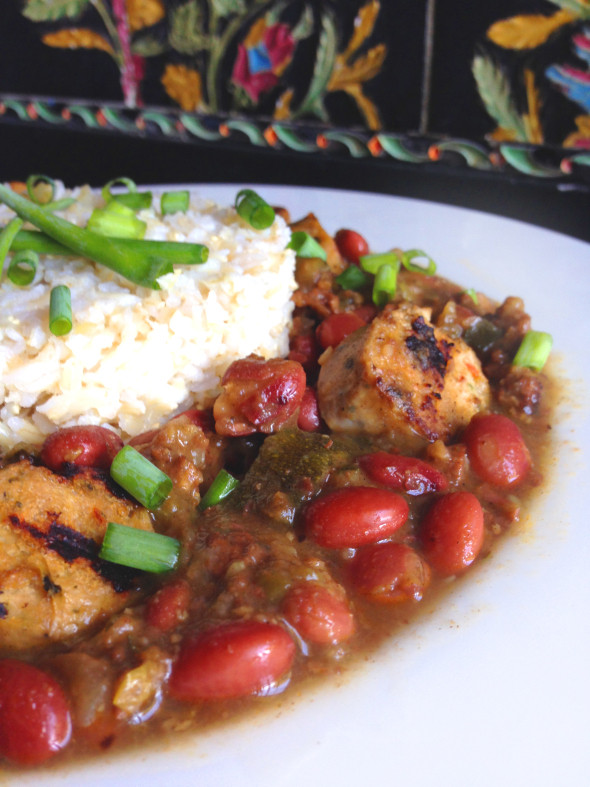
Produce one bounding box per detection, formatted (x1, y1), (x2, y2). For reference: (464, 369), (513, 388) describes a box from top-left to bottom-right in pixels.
(161, 64), (202, 111)
(126, 0), (166, 33)
(564, 115), (590, 147)
(42, 29), (114, 54)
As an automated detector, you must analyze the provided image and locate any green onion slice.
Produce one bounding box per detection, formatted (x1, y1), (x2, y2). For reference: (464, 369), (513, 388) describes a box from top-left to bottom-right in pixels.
(372, 261), (400, 307)
(400, 249), (436, 275)
(235, 189), (275, 230)
(99, 522), (180, 574)
(359, 251), (399, 274)
(287, 231), (327, 261)
(335, 264), (370, 291)
(199, 469), (240, 510)
(113, 191), (153, 210)
(42, 197), (77, 212)
(26, 174), (56, 205)
(110, 445), (173, 509)
(8, 248), (38, 286)
(512, 330), (553, 372)
(101, 177), (138, 203)
(49, 284), (72, 335)
(0, 217), (24, 276)
(161, 190), (190, 215)
(87, 201), (147, 240)
(463, 288), (478, 304)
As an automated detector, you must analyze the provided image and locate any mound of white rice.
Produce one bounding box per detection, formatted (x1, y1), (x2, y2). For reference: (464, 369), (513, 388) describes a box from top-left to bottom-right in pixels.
(0, 183), (296, 450)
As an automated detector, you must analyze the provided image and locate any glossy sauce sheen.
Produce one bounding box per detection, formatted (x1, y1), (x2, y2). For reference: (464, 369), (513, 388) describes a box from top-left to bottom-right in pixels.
(0, 212), (554, 768)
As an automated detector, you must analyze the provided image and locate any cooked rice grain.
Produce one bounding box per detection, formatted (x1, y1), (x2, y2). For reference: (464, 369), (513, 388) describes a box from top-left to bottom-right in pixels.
(0, 184), (296, 450)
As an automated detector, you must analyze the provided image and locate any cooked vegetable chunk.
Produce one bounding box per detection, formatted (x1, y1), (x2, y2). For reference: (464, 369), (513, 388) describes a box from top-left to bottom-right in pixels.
(317, 303), (490, 449)
(0, 460), (153, 652)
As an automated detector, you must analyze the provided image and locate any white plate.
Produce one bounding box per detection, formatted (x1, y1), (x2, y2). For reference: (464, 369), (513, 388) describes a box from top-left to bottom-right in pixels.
(16, 186), (590, 787)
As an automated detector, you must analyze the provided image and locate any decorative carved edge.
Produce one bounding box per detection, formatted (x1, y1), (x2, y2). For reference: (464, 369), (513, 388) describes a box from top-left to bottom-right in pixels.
(1, 95), (589, 185)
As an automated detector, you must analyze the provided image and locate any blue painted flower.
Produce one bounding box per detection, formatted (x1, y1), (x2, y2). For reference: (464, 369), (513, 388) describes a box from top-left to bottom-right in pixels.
(546, 29), (590, 113)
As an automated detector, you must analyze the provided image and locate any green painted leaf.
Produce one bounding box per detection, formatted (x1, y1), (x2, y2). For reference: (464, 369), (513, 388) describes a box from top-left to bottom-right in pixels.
(499, 145), (561, 177)
(272, 125), (317, 152)
(294, 10), (337, 118)
(551, 0), (590, 19)
(211, 0), (246, 18)
(169, 1), (208, 55)
(434, 140), (493, 170)
(472, 55), (528, 141)
(291, 4), (314, 40)
(377, 134), (429, 163)
(131, 34), (168, 58)
(22, 0), (90, 22)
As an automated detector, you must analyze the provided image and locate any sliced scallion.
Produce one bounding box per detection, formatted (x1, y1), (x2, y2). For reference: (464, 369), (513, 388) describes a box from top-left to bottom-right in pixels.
(161, 190), (190, 215)
(335, 264), (370, 291)
(42, 197), (77, 212)
(87, 200), (147, 239)
(101, 177), (138, 203)
(8, 228), (208, 266)
(400, 249), (436, 275)
(372, 261), (400, 307)
(359, 251), (399, 275)
(463, 288), (478, 304)
(26, 174), (55, 205)
(235, 189), (275, 230)
(8, 248), (38, 286)
(110, 445), (173, 509)
(99, 522), (180, 574)
(287, 231), (327, 261)
(113, 191), (153, 210)
(0, 217), (24, 275)
(198, 469), (240, 510)
(512, 330), (553, 372)
(49, 284), (72, 335)
(0, 184), (180, 288)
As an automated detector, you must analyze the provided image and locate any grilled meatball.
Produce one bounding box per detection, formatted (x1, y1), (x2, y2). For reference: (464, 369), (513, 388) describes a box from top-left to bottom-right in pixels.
(0, 460), (153, 653)
(317, 303), (490, 451)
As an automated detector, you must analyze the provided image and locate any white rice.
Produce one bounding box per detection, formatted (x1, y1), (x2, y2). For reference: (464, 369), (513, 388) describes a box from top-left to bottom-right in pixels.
(0, 183), (296, 450)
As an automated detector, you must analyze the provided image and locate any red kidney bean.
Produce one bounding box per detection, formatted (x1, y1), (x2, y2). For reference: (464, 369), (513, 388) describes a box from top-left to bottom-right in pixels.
(304, 486), (409, 549)
(463, 413), (531, 487)
(350, 542), (431, 603)
(41, 425), (123, 472)
(0, 659), (71, 765)
(169, 621), (296, 701)
(359, 451), (449, 495)
(334, 229), (370, 265)
(420, 491), (484, 575)
(214, 356), (306, 437)
(281, 584), (355, 645)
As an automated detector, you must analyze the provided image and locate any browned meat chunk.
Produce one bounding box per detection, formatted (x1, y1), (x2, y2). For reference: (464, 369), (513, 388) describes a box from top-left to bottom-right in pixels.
(0, 460), (153, 653)
(317, 303), (491, 450)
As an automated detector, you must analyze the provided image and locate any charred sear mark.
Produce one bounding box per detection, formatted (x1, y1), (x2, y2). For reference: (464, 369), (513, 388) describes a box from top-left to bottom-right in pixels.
(0, 603), (7, 619)
(43, 575), (62, 595)
(406, 317), (453, 377)
(7, 514), (139, 593)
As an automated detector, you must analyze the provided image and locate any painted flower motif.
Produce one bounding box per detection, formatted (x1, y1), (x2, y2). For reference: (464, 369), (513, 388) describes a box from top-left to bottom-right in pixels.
(161, 64), (202, 111)
(232, 19), (295, 103)
(546, 29), (590, 113)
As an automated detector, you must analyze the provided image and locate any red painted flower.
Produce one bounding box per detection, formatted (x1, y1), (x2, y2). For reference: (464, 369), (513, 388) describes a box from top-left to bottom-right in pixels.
(232, 22), (295, 103)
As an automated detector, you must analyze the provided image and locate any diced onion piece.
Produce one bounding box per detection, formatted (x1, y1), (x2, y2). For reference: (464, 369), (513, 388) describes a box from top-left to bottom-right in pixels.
(235, 189), (275, 230)
(512, 330), (553, 371)
(99, 522), (180, 573)
(49, 284), (72, 335)
(8, 249), (38, 286)
(110, 445), (173, 509)
(335, 264), (370, 290)
(161, 190), (189, 215)
(400, 249), (436, 275)
(199, 469), (240, 510)
(372, 261), (400, 307)
(359, 251), (399, 274)
(287, 231), (327, 261)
